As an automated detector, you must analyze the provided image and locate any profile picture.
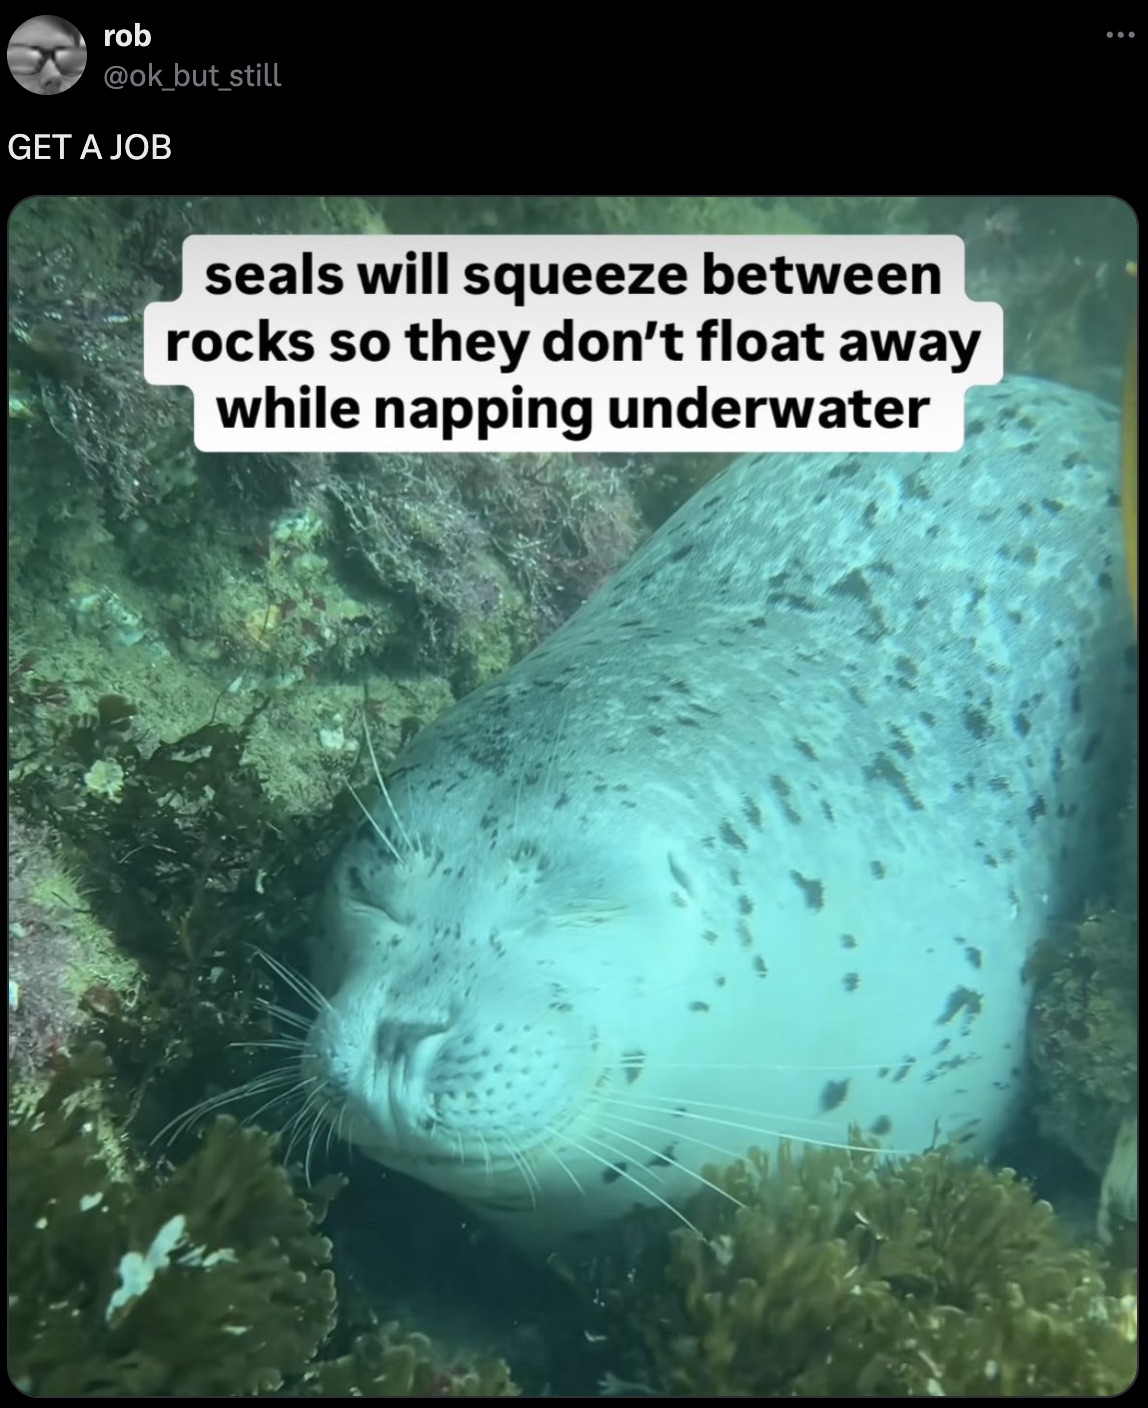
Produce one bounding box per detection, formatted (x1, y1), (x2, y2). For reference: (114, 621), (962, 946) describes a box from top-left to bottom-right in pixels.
(8, 16), (86, 93)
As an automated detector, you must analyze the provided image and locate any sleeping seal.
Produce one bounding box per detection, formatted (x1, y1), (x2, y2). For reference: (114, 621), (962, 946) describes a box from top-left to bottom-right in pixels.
(304, 376), (1134, 1251)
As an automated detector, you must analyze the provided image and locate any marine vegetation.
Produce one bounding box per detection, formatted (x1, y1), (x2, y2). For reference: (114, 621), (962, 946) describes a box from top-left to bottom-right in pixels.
(9, 687), (312, 1096)
(7, 684), (526, 1393)
(9, 1044), (519, 1396)
(588, 1141), (1136, 1396)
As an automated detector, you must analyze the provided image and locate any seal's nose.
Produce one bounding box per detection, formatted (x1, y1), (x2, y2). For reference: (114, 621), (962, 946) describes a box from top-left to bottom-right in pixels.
(377, 1020), (449, 1132)
(375, 1018), (449, 1066)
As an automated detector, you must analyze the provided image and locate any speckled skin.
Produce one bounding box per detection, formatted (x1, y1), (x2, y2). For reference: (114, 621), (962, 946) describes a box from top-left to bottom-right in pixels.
(306, 377), (1135, 1251)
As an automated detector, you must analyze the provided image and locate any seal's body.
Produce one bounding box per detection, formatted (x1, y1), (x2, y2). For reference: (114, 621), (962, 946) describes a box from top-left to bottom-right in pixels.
(306, 378), (1134, 1250)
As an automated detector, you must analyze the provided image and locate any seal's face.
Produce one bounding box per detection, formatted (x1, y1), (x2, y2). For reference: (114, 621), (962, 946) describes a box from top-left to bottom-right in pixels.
(304, 812), (681, 1221)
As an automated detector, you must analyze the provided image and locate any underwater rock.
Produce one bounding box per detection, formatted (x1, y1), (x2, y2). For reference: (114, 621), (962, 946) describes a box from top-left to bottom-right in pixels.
(7, 810), (139, 1085)
(1098, 1113), (1137, 1251)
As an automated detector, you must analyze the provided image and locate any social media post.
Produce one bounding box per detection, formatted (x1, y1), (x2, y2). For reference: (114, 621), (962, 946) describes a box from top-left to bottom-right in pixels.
(8, 195), (1138, 1398)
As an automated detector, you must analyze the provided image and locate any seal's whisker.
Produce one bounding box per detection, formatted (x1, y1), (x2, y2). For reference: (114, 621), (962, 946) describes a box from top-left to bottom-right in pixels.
(324, 1105), (347, 1163)
(272, 1074), (322, 1134)
(281, 1085), (330, 1167)
(330, 1099), (354, 1161)
(282, 1102), (315, 1174)
(253, 999), (313, 1031)
(599, 1096), (891, 1164)
(590, 1120), (747, 1209)
(630, 1060), (913, 1074)
(255, 948), (331, 1016)
(508, 1142), (543, 1200)
(347, 778), (404, 864)
(540, 1143), (586, 1197)
(505, 1147), (541, 1209)
(596, 1098), (782, 1169)
(398, 766), (432, 864)
(304, 1100), (329, 1184)
(554, 1127), (705, 1238)
(246, 1074), (319, 1138)
(233, 1037), (309, 1053)
(604, 1089), (838, 1128)
(153, 1066), (303, 1145)
(360, 699), (414, 856)
(476, 1131), (494, 1179)
(599, 1091), (903, 1157)
(281, 1077), (326, 1137)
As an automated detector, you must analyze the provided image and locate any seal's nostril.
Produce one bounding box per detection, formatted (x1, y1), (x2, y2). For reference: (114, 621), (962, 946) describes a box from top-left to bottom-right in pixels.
(374, 1019), (448, 1065)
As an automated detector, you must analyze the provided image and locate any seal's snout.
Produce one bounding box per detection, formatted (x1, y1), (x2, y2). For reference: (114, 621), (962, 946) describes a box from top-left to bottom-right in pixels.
(304, 948), (604, 1193)
(303, 997), (448, 1147)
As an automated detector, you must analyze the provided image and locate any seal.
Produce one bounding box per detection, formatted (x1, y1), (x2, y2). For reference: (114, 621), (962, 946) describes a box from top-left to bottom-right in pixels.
(304, 376), (1135, 1251)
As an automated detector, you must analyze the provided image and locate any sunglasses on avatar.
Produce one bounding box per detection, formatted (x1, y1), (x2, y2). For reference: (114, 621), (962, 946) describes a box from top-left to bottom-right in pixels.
(9, 44), (87, 76)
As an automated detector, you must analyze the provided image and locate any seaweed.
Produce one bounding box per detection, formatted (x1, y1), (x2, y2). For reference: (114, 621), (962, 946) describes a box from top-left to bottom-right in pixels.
(10, 1044), (338, 1394)
(298, 1328), (521, 1397)
(587, 1141), (1136, 1396)
(8, 684), (343, 1140)
(9, 1046), (520, 1396)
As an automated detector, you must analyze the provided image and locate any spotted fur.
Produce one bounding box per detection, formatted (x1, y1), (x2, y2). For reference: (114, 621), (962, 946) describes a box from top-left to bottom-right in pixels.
(305, 378), (1134, 1250)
